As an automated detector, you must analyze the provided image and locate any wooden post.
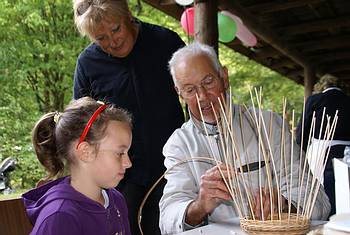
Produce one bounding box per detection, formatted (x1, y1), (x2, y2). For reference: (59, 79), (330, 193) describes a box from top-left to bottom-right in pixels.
(304, 67), (317, 98)
(194, 0), (218, 55)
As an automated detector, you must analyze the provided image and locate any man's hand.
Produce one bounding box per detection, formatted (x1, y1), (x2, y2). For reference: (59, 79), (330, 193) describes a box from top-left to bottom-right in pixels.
(185, 164), (231, 226)
(253, 188), (295, 220)
(253, 188), (278, 220)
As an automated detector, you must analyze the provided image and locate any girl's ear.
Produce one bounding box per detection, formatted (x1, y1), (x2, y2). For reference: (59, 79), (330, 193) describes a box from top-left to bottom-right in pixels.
(75, 142), (95, 163)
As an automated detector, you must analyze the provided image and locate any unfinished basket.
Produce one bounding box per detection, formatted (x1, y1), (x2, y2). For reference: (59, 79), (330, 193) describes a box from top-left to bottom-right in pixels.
(240, 213), (310, 235)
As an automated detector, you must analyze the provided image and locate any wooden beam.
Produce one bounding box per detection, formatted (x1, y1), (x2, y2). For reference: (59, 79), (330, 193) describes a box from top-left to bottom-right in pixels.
(227, 44), (256, 59)
(254, 46), (281, 59)
(333, 71), (350, 80)
(226, 44), (303, 85)
(295, 35), (350, 52)
(219, 1), (314, 70)
(270, 58), (296, 69)
(226, 38), (242, 46)
(286, 68), (304, 78)
(194, 0), (218, 53)
(328, 63), (350, 73)
(158, 0), (175, 5)
(141, 0), (182, 19)
(304, 67), (317, 97)
(279, 70), (304, 84)
(246, 0), (324, 14)
(309, 51), (350, 63)
(279, 16), (350, 35)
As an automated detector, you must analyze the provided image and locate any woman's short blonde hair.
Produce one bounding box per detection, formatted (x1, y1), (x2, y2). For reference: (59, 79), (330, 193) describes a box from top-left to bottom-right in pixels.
(73, 0), (130, 39)
(313, 74), (344, 93)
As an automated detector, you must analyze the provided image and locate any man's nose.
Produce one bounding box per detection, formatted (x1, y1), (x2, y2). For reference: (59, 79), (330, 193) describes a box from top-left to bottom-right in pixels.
(196, 86), (209, 100)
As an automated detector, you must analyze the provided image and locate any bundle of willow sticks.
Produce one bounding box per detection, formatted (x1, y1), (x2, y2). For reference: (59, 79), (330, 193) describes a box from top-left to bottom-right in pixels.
(138, 88), (337, 235)
(195, 88), (337, 234)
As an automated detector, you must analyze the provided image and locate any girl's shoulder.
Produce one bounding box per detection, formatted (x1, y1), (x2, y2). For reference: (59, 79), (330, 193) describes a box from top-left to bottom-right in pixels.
(32, 210), (81, 235)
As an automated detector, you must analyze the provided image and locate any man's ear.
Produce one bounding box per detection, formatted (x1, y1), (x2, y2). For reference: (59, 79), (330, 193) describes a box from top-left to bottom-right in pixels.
(127, 12), (134, 22)
(175, 86), (180, 95)
(175, 85), (185, 101)
(76, 142), (95, 163)
(222, 66), (229, 89)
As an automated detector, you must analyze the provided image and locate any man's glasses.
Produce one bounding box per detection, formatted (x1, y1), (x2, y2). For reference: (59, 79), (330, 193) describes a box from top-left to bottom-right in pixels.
(179, 75), (219, 99)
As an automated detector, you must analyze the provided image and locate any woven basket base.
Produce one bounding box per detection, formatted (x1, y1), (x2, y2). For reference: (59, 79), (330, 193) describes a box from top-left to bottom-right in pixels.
(240, 213), (310, 235)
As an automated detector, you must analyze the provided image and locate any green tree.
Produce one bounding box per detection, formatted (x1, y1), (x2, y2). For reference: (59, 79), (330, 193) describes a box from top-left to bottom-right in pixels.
(0, 0), (88, 188)
(0, 0), (88, 112)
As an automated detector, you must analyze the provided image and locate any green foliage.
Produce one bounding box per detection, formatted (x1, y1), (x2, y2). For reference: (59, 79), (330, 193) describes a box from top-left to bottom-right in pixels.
(0, 0), (89, 112)
(0, 74), (45, 189)
(0, 0), (304, 193)
(219, 47), (304, 117)
(0, 0), (88, 190)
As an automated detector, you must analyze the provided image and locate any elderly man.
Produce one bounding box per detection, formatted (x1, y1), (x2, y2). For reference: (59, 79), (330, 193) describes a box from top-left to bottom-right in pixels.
(159, 42), (330, 234)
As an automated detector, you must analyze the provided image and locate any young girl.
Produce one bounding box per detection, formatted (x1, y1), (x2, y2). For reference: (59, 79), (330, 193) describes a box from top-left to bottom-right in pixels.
(22, 97), (132, 235)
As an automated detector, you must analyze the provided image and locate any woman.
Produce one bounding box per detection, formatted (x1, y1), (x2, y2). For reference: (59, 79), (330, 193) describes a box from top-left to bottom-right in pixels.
(72, 1), (185, 234)
(296, 74), (350, 217)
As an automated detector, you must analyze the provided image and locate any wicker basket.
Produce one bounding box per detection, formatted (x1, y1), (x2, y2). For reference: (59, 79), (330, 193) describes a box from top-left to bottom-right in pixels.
(240, 213), (310, 235)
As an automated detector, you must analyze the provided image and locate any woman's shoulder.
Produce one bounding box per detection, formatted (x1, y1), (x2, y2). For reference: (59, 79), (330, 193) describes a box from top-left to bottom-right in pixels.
(77, 43), (108, 61)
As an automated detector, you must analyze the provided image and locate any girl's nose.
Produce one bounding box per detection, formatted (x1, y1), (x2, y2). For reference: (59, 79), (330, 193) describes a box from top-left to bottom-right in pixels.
(123, 154), (132, 169)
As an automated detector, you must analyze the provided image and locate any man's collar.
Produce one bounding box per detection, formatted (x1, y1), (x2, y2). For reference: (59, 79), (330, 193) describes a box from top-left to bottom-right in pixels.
(190, 111), (219, 136)
(189, 92), (231, 136)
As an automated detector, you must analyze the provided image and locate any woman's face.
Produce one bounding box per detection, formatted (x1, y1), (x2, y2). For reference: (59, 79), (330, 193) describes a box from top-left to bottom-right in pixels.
(91, 16), (137, 58)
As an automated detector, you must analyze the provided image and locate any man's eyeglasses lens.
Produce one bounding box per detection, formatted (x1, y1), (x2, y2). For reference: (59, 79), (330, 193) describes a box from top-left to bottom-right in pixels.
(181, 76), (218, 98)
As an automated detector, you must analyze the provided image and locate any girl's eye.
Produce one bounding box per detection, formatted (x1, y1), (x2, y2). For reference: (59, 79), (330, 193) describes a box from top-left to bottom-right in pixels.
(115, 152), (126, 158)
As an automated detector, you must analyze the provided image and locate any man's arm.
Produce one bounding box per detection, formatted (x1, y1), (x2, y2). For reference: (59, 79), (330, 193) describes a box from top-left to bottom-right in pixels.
(159, 131), (231, 234)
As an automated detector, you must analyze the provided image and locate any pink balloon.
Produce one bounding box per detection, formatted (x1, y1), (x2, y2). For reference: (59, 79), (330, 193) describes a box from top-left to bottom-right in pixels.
(181, 7), (195, 36)
(221, 11), (257, 47)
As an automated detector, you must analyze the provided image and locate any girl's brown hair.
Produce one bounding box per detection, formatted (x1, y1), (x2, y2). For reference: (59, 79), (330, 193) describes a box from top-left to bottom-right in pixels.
(32, 97), (132, 180)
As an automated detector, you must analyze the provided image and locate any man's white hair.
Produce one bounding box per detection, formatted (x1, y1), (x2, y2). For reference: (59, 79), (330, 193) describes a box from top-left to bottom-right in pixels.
(168, 42), (224, 85)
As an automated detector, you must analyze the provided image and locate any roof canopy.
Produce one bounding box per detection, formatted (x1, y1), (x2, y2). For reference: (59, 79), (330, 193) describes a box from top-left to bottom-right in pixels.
(142, 0), (350, 96)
